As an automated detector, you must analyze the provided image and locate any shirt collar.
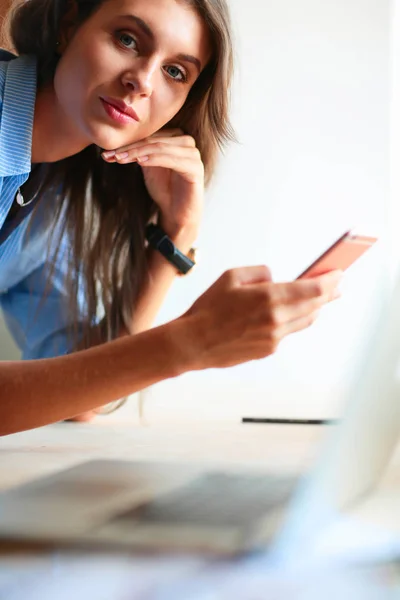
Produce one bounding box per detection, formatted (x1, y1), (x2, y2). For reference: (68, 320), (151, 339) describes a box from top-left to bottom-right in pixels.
(0, 54), (37, 177)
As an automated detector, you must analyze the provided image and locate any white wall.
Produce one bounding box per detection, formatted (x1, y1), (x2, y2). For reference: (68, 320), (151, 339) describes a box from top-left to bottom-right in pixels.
(390, 0), (400, 273)
(141, 0), (391, 422)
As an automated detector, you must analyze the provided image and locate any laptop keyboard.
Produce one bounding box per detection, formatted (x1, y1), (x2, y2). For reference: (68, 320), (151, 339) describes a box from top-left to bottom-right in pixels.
(112, 472), (300, 528)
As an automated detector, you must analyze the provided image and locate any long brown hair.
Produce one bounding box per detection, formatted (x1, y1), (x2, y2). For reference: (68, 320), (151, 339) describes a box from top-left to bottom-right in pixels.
(4, 0), (235, 351)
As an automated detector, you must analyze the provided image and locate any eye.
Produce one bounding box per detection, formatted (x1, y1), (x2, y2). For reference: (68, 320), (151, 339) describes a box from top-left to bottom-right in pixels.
(117, 32), (137, 50)
(164, 65), (187, 83)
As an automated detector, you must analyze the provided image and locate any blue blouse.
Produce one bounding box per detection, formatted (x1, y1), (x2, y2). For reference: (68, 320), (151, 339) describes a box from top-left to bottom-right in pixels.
(0, 54), (86, 359)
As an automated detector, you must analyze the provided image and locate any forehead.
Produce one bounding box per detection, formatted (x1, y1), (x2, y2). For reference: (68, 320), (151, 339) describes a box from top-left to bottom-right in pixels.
(92, 0), (212, 65)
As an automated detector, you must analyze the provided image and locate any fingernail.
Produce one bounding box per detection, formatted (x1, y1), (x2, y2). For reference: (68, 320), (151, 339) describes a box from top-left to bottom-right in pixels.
(116, 152), (129, 160)
(102, 151), (115, 158)
(137, 156), (149, 162)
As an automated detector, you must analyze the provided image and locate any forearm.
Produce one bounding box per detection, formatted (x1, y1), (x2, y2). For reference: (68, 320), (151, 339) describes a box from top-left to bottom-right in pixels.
(128, 249), (181, 334)
(126, 228), (196, 335)
(0, 318), (196, 436)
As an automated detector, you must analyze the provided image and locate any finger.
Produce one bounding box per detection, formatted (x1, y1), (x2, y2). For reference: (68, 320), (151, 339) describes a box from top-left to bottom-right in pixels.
(112, 136), (197, 157)
(275, 309), (321, 340)
(112, 144), (200, 164)
(266, 272), (342, 306)
(309, 269), (343, 291)
(105, 130), (188, 155)
(244, 306), (321, 353)
(265, 296), (328, 329)
(114, 152), (204, 182)
(109, 136), (195, 156)
(135, 135), (195, 148)
(304, 270), (343, 300)
(223, 266), (273, 287)
(273, 280), (341, 339)
(262, 281), (321, 307)
(137, 135), (196, 148)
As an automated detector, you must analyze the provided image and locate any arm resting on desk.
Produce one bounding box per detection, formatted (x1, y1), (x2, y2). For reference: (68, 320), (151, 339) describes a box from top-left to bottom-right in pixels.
(0, 316), (196, 436)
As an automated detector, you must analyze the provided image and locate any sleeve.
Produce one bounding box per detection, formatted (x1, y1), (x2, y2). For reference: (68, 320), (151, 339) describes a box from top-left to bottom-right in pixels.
(0, 248), (90, 360)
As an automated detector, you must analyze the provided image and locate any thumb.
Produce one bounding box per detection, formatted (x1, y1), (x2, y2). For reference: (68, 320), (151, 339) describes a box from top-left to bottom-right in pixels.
(234, 265), (273, 286)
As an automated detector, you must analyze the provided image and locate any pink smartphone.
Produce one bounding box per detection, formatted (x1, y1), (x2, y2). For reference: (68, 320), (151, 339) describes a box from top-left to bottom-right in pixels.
(297, 230), (378, 279)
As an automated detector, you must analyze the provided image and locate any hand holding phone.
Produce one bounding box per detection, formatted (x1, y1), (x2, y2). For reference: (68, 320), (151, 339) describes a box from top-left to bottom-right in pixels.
(297, 230), (377, 279)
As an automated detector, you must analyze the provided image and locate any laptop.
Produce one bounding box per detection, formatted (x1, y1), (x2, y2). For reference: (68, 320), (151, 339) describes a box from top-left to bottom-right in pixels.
(0, 270), (399, 556)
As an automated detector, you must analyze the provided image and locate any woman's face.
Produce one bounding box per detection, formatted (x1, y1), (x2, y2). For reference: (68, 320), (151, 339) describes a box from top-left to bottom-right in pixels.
(53, 0), (212, 151)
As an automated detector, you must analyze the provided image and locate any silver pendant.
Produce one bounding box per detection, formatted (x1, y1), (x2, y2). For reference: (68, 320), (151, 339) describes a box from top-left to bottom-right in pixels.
(16, 189), (25, 206)
(15, 188), (36, 208)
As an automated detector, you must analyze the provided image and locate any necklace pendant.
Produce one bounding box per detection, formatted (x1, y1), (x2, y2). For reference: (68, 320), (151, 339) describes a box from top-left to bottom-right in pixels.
(16, 189), (25, 206)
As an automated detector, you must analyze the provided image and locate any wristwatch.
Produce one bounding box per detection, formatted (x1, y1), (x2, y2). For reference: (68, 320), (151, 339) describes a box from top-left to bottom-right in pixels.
(145, 223), (197, 276)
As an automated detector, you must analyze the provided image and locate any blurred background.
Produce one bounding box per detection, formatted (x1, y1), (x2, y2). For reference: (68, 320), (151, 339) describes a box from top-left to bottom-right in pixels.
(0, 0), (393, 422)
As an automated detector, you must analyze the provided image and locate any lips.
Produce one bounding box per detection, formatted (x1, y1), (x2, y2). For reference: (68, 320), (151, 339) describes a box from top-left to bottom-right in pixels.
(101, 96), (140, 122)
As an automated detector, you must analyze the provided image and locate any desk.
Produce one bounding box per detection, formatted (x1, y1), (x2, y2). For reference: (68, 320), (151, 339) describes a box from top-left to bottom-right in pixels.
(0, 421), (325, 490)
(0, 422), (399, 599)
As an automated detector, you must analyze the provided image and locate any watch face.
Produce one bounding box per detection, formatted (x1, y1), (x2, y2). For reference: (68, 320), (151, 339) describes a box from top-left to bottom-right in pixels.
(159, 237), (176, 257)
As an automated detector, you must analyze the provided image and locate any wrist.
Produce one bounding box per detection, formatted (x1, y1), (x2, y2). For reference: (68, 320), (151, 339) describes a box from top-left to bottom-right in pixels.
(158, 218), (199, 254)
(164, 314), (205, 375)
(146, 223), (198, 276)
(162, 317), (197, 376)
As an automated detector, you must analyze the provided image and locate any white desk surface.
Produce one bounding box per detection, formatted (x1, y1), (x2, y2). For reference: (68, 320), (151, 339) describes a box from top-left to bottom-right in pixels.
(0, 421), (399, 600)
(0, 420), (325, 490)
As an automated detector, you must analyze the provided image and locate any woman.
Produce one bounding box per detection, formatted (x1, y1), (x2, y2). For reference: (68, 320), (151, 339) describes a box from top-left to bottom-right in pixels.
(0, 0), (341, 435)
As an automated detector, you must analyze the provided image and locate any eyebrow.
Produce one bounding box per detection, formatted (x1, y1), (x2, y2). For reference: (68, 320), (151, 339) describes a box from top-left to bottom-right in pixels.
(119, 15), (202, 73)
(176, 53), (201, 74)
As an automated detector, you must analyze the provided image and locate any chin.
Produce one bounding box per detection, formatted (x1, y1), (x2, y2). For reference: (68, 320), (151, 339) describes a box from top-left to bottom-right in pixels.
(91, 136), (122, 152)
(91, 123), (146, 152)
(85, 124), (123, 152)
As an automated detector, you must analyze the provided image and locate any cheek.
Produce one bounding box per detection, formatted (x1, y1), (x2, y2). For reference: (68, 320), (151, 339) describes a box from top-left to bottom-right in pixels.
(53, 60), (76, 111)
(54, 43), (104, 121)
(149, 92), (188, 131)
(54, 48), (86, 100)
(56, 36), (104, 89)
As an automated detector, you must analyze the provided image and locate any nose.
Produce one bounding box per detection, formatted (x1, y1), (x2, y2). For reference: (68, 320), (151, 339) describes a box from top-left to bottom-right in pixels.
(121, 59), (157, 98)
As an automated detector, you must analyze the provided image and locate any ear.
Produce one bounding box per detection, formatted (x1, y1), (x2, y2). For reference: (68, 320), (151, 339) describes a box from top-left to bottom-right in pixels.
(57, 0), (79, 53)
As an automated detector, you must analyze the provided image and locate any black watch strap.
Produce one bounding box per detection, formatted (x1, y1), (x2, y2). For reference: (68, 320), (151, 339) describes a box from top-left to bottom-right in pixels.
(145, 223), (195, 275)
